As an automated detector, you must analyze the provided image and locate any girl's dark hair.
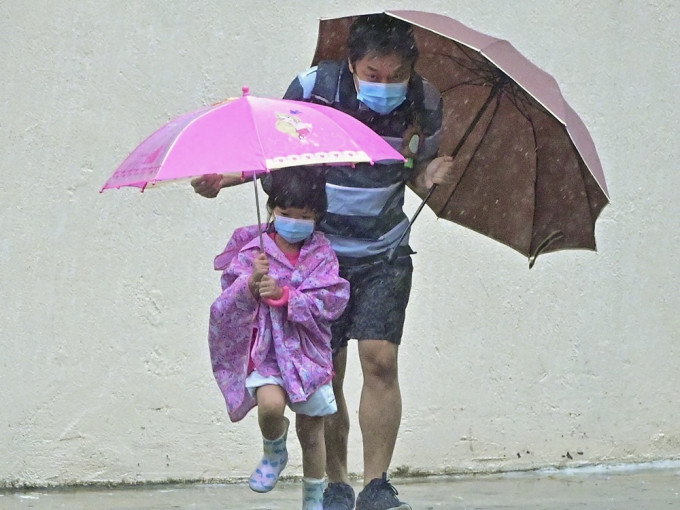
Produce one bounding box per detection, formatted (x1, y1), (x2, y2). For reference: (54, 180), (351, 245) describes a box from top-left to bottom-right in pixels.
(262, 166), (327, 218)
(348, 13), (418, 68)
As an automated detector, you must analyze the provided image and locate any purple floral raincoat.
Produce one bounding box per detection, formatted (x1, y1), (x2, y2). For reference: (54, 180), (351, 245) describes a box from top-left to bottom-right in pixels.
(208, 225), (349, 422)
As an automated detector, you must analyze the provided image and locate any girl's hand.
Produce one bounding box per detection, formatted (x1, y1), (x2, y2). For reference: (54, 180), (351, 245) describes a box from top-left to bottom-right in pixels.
(258, 275), (283, 300)
(248, 253), (269, 298)
(252, 253), (269, 280)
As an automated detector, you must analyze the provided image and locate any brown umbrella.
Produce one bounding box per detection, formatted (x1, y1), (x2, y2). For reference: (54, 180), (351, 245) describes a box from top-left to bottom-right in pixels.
(312, 10), (609, 267)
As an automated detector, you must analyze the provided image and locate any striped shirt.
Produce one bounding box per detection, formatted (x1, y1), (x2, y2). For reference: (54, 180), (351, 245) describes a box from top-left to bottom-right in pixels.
(283, 61), (443, 261)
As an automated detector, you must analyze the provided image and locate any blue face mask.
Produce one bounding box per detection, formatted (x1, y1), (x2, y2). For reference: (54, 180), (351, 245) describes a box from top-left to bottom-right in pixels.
(274, 215), (315, 243)
(356, 79), (408, 115)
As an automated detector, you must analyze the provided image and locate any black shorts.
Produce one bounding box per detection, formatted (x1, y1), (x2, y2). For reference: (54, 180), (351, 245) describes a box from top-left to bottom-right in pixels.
(331, 255), (413, 352)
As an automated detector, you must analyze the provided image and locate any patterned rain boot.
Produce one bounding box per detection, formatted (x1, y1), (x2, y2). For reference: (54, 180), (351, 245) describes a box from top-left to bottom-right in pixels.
(249, 416), (289, 493)
(302, 477), (325, 510)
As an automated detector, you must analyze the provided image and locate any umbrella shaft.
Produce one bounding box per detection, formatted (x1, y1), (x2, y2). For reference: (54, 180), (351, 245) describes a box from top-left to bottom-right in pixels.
(387, 184), (438, 263)
(254, 176), (264, 251)
(387, 76), (505, 264)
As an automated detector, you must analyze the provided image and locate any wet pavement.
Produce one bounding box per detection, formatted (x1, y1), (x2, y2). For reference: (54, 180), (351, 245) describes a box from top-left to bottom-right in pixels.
(2, 465), (678, 509)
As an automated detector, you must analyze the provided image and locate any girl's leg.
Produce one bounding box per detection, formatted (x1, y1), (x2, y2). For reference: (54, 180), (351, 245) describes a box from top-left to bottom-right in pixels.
(296, 413), (325, 478)
(257, 384), (288, 439)
(249, 385), (289, 493)
(297, 413), (325, 510)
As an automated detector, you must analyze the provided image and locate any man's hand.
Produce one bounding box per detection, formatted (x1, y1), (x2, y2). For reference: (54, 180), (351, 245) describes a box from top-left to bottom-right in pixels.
(191, 173), (243, 198)
(410, 155), (455, 195)
(423, 155), (455, 188)
(258, 275), (283, 300)
(191, 174), (223, 198)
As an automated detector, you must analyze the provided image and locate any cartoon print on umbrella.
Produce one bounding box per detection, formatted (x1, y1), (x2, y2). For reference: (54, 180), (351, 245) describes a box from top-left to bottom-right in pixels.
(275, 111), (313, 142)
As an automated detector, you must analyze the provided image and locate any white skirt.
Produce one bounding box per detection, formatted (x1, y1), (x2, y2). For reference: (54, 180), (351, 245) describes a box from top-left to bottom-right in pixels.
(245, 370), (337, 417)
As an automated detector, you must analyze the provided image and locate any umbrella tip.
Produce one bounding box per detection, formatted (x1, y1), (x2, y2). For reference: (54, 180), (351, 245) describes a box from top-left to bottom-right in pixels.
(242, 86), (250, 96)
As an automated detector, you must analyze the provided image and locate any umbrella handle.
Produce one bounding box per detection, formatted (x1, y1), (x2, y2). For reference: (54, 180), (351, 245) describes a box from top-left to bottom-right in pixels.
(528, 231), (564, 268)
(386, 183), (438, 264)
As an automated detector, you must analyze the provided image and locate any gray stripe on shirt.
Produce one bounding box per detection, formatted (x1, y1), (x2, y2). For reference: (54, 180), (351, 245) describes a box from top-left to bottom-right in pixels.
(326, 181), (403, 217)
(325, 218), (411, 258)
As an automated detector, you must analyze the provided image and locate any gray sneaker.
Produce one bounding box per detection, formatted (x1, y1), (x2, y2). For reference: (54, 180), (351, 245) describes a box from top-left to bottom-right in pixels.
(323, 482), (355, 510)
(355, 473), (411, 510)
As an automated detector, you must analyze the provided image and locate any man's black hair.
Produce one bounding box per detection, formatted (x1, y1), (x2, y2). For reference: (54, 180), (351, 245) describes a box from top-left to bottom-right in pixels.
(263, 166), (327, 217)
(347, 13), (418, 67)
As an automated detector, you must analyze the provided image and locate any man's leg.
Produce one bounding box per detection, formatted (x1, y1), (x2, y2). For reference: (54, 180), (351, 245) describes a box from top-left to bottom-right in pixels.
(322, 348), (356, 509)
(324, 346), (350, 483)
(357, 339), (401, 486)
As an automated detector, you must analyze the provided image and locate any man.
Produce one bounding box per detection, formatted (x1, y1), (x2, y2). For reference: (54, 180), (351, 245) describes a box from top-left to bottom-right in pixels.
(192, 14), (453, 510)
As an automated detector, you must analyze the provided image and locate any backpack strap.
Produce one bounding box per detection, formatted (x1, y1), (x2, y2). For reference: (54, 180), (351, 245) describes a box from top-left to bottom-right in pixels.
(407, 73), (425, 119)
(310, 60), (343, 105)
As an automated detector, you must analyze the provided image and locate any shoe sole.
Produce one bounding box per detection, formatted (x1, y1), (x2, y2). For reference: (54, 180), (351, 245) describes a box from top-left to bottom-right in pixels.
(356, 504), (410, 510)
(248, 483), (275, 493)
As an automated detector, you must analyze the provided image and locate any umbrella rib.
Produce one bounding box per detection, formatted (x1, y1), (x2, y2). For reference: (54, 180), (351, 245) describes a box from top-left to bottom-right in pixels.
(461, 47), (504, 82)
(507, 82), (548, 123)
(527, 112), (543, 259)
(443, 51), (499, 85)
(389, 79), (504, 261)
(248, 97), (269, 171)
(504, 87), (534, 124)
(438, 83), (504, 215)
(445, 54), (486, 74)
(157, 107), (217, 172)
(439, 80), (487, 96)
(443, 45), (568, 122)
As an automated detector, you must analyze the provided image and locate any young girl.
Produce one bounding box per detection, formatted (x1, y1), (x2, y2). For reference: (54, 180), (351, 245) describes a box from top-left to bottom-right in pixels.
(208, 167), (349, 510)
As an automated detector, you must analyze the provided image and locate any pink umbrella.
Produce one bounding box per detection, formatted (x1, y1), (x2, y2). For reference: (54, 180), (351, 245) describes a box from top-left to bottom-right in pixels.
(101, 87), (404, 247)
(101, 87), (404, 192)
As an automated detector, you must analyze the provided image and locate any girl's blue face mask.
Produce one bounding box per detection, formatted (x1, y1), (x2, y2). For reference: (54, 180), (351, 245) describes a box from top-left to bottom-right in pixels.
(356, 79), (408, 115)
(274, 215), (315, 243)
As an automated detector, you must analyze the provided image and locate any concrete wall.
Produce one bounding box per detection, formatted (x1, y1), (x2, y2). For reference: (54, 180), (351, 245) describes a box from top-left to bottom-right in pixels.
(2, 0), (678, 488)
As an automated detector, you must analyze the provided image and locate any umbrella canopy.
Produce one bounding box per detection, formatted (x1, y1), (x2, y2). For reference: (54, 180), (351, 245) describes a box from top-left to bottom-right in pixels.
(312, 11), (609, 266)
(101, 87), (404, 191)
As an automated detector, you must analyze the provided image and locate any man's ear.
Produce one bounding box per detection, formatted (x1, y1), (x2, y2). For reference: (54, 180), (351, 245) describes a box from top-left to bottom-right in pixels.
(347, 58), (354, 74)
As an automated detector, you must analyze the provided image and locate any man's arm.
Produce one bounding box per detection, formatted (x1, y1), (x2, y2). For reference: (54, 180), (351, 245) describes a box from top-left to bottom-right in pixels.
(407, 82), (456, 197)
